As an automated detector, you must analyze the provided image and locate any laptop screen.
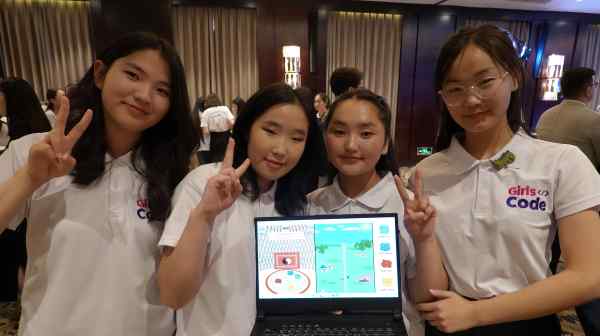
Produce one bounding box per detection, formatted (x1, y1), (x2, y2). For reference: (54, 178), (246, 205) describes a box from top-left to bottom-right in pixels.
(255, 214), (400, 300)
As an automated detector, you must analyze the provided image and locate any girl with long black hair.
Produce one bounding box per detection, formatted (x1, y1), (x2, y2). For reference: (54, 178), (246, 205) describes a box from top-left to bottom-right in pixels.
(158, 82), (326, 335)
(0, 32), (197, 336)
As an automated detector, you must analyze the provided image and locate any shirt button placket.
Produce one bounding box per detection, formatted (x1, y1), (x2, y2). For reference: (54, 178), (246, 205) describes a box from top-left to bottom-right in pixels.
(108, 164), (125, 239)
(476, 165), (492, 215)
(471, 164), (487, 225)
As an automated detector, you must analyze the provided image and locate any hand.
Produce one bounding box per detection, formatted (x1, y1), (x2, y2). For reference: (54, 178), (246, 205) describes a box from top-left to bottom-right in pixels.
(417, 289), (480, 333)
(25, 94), (92, 187)
(195, 138), (250, 221)
(395, 169), (436, 243)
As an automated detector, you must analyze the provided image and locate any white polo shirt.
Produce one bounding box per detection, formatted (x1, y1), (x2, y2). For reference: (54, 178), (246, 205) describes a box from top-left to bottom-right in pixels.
(307, 172), (422, 336)
(0, 116), (8, 149)
(201, 106), (235, 133)
(159, 163), (279, 336)
(416, 132), (600, 299)
(198, 111), (210, 152)
(45, 110), (56, 128)
(0, 133), (175, 336)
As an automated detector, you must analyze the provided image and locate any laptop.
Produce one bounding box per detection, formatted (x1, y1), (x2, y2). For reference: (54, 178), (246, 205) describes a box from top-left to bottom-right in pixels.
(252, 213), (407, 336)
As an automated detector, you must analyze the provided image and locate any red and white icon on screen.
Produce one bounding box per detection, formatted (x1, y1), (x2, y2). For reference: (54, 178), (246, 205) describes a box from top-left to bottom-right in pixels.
(274, 252), (300, 270)
(381, 259), (392, 268)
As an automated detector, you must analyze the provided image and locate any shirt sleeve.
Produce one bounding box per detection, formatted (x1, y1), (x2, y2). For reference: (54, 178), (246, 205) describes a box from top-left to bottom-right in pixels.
(225, 107), (235, 123)
(159, 164), (218, 247)
(553, 145), (600, 219)
(0, 136), (33, 230)
(45, 110), (56, 127)
(199, 111), (208, 128)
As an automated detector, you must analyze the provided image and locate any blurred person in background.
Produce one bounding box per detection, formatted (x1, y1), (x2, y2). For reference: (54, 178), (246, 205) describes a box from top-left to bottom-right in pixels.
(0, 77), (51, 301)
(202, 93), (234, 163)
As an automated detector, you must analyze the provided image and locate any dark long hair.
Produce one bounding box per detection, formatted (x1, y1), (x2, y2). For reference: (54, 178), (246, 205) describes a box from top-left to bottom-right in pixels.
(232, 96), (246, 115)
(67, 32), (198, 222)
(323, 88), (398, 181)
(191, 96), (204, 144)
(435, 24), (528, 151)
(232, 83), (326, 216)
(192, 96), (205, 115)
(46, 89), (58, 112)
(0, 78), (51, 140)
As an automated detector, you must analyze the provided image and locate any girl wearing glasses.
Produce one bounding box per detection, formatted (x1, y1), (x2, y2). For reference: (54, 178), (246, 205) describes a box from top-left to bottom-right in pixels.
(412, 25), (600, 335)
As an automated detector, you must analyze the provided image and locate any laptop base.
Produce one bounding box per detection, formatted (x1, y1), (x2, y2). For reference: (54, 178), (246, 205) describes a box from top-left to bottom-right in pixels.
(252, 314), (407, 336)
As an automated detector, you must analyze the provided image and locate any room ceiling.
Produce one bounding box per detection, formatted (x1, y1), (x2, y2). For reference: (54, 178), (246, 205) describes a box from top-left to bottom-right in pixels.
(362, 0), (600, 14)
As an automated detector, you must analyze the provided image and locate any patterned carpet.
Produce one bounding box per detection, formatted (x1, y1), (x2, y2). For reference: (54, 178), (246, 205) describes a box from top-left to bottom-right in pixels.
(0, 300), (585, 336)
(559, 309), (585, 336)
(0, 302), (19, 336)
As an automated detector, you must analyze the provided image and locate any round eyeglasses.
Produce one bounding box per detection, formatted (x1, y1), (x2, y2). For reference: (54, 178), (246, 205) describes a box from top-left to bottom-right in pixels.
(438, 72), (509, 107)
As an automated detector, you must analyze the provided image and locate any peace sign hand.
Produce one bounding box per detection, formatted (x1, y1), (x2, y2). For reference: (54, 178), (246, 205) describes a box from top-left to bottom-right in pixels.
(25, 94), (93, 188)
(395, 169), (437, 243)
(195, 138), (251, 222)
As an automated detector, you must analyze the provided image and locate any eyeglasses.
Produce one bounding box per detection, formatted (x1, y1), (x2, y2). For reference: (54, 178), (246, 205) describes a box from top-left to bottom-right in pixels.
(438, 72), (509, 107)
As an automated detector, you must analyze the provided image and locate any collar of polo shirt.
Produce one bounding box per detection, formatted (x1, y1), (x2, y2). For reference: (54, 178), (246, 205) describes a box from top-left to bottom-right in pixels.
(260, 181), (277, 203)
(322, 172), (395, 212)
(562, 99), (589, 108)
(105, 150), (138, 170)
(446, 130), (526, 174)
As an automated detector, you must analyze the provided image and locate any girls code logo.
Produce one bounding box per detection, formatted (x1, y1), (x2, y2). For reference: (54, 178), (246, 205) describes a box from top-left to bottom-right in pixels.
(136, 199), (151, 219)
(505, 185), (550, 211)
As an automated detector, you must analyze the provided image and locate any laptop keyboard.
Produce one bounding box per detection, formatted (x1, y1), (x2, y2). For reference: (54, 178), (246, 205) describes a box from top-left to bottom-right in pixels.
(263, 323), (399, 335)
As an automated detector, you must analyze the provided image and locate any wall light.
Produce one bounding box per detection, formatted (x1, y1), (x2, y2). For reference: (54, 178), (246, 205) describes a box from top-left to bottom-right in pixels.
(440, 13), (451, 22)
(283, 45), (301, 89)
(540, 54), (564, 101)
